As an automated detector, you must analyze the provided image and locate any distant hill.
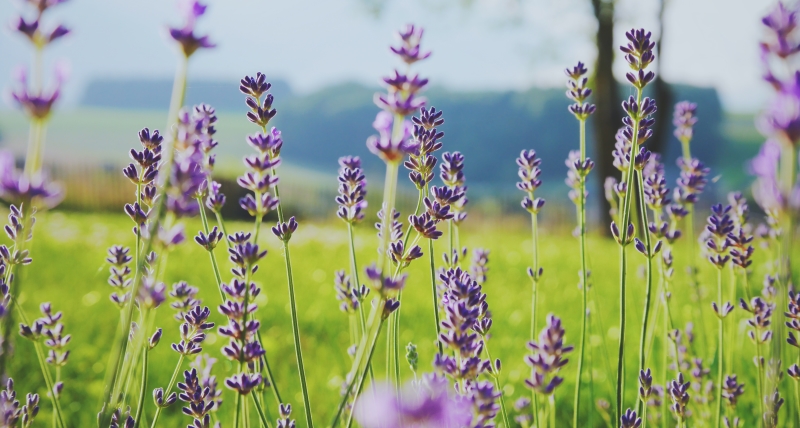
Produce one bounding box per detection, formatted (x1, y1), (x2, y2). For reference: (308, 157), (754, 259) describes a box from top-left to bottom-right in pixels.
(78, 78), (726, 195)
(81, 78), (294, 111)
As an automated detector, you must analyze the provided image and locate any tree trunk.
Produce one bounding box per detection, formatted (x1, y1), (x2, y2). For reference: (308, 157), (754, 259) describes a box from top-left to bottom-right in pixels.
(649, 0), (672, 157)
(591, 0), (622, 232)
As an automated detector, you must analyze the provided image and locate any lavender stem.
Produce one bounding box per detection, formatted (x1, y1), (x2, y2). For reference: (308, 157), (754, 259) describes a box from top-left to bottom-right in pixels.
(636, 168), (654, 415)
(573, 115), (589, 428)
(428, 237), (443, 355)
(251, 394), (273, 428)
(133, 322), (149, 427)
(715, 267), (723, 428)
(482, 338), (511, 427)
(616, 82), (643, 424)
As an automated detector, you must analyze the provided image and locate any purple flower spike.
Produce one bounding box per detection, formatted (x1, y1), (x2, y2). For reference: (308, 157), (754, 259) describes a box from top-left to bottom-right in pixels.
(11, 67), (62, 121)
(272, 216), (298, 242)
(355, 381), (471, 428)
(390, 24), (432, 65)
(673, 101), (698, 143)
(194, 226), (222, 251)
(225, 373), (261, 395)
(565, 61), (596, 119)
(525, 314), (574, 396)
(336, 156), (367, 223)
(621, 408), (642, 428)
(169, 0), (215, 58)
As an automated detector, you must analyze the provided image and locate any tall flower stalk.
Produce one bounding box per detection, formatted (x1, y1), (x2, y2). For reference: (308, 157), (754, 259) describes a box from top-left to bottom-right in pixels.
(564, 61), (596, 427)
(99, 2), (213, 424)
(516, 149), (545, 426)
(238, 71), (313, 425)
(332, 24), (429, 427)
(704, 204), (734, 428)
(611, 28), (657, 421)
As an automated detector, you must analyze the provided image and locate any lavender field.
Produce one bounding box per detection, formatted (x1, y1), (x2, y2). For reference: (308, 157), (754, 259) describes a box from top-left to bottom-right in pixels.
(2, 0), (799, 427)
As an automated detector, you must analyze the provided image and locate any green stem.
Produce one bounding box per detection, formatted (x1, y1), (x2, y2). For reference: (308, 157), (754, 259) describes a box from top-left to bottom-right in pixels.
(134, 335), (149, 428)
(715, 268), (723, 428)
(636, 169), (654, 416)
(234, 390), (243, 428)
(530, 210), (541, 428)
(149, 354), (185, 428)
(346, 313), (388, 428)
(574, 117), (589, 428)
(483, 339), (510, 428)
(429, 237), (444, 356)
(213, 211), (231, 249)
(252, 394), (273, 428)
(281, 240), (314, 428)
(548, 394), (556, 428)
(616, 81), (644, 423)
(23, 117), (46, 178)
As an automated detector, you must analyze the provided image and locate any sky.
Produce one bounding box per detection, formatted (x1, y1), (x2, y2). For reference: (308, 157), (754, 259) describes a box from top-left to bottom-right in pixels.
(0, 0), (775, 112)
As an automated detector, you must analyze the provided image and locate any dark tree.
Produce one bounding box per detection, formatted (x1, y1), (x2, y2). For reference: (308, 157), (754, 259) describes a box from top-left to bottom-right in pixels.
(590, 0), (623, 230)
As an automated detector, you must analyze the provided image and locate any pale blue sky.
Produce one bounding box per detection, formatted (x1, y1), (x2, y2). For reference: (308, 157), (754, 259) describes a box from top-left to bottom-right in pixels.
(0, 0), (774, 112)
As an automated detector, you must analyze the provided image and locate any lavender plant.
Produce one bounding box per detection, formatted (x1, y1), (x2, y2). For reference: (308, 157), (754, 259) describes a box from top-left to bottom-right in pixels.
(564, 60), (596, 427)
(611, 28), (657, 422)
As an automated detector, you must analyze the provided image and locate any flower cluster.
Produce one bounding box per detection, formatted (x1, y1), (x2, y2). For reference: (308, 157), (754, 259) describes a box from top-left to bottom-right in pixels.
(440, 152), (468, 226)
(334, 270), (368, 314)
(169, 105), (219, 218)
(524, 314), (573, 395)
(19, 303), (70, 393)
(703, 204), (734, 269)
(218, 232), (266, 395)
(106, 246), (133, 308)
(0, 152), (63, 209)
(336, 156), (367, 223)
(177, 368), (217, 427)
(171, 305), (214, 356)
(238, 74), (283, 221)
(0, 378), (39, 427)
(355, 380), (471, 428)
(169, 0), (215, 58)
(9, 0), (70, 122)
(516, 150), (545, 214)
(368, 24), (431, 163)
(405, 107), (444, 189)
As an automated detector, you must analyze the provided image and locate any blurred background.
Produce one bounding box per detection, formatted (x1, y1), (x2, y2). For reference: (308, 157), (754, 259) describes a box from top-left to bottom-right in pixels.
(0, 0), (771, 224)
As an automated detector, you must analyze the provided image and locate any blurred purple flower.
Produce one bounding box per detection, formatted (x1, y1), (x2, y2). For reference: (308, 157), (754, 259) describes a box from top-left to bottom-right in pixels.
(169, 0), (215, 57)
(355, 381), (470, 428)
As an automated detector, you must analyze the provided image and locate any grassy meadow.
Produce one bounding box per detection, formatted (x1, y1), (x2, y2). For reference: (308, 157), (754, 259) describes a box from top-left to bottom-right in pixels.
(5, 208), (774, 427)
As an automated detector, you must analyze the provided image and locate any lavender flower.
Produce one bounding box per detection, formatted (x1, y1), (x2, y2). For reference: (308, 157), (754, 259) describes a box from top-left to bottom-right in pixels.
(516, 150), (545, 214)
(368, 25), (430, 163)
(565, 150), (594, 205)
(721, 375), (745, 408)
(741, 296), (775, 344)
(336, 156), (367, 223)
(673, 101), (698, 146)
(674, 157), (710, 205)
(436, 268), (488, 377)
(524, 314), (574, 395)
(277, 403), (297, 428)
(565, 61), (597, 119)
(237, 109), (281, 219)
(169, 0), (215, 58)
(189, 354), (223, 412)
(668, 372), (691, 421)
(354, 380), (471, 428)
(171, 305), (214, 356)
(177, 368), (217, 427)
(10, 66), (65, 122)
(405, 107), (444, 189)
(106, 246), (133, 308)
(470, 249), (489, 285)
(620, 408), (642, 428)
(440, 152), (468, 225)
(704, 204), (734, 268)
(0, 152), (63, 209)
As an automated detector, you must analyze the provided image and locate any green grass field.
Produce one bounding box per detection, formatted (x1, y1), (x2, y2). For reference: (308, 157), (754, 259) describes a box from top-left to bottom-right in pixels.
(5, 209), (776, 427)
